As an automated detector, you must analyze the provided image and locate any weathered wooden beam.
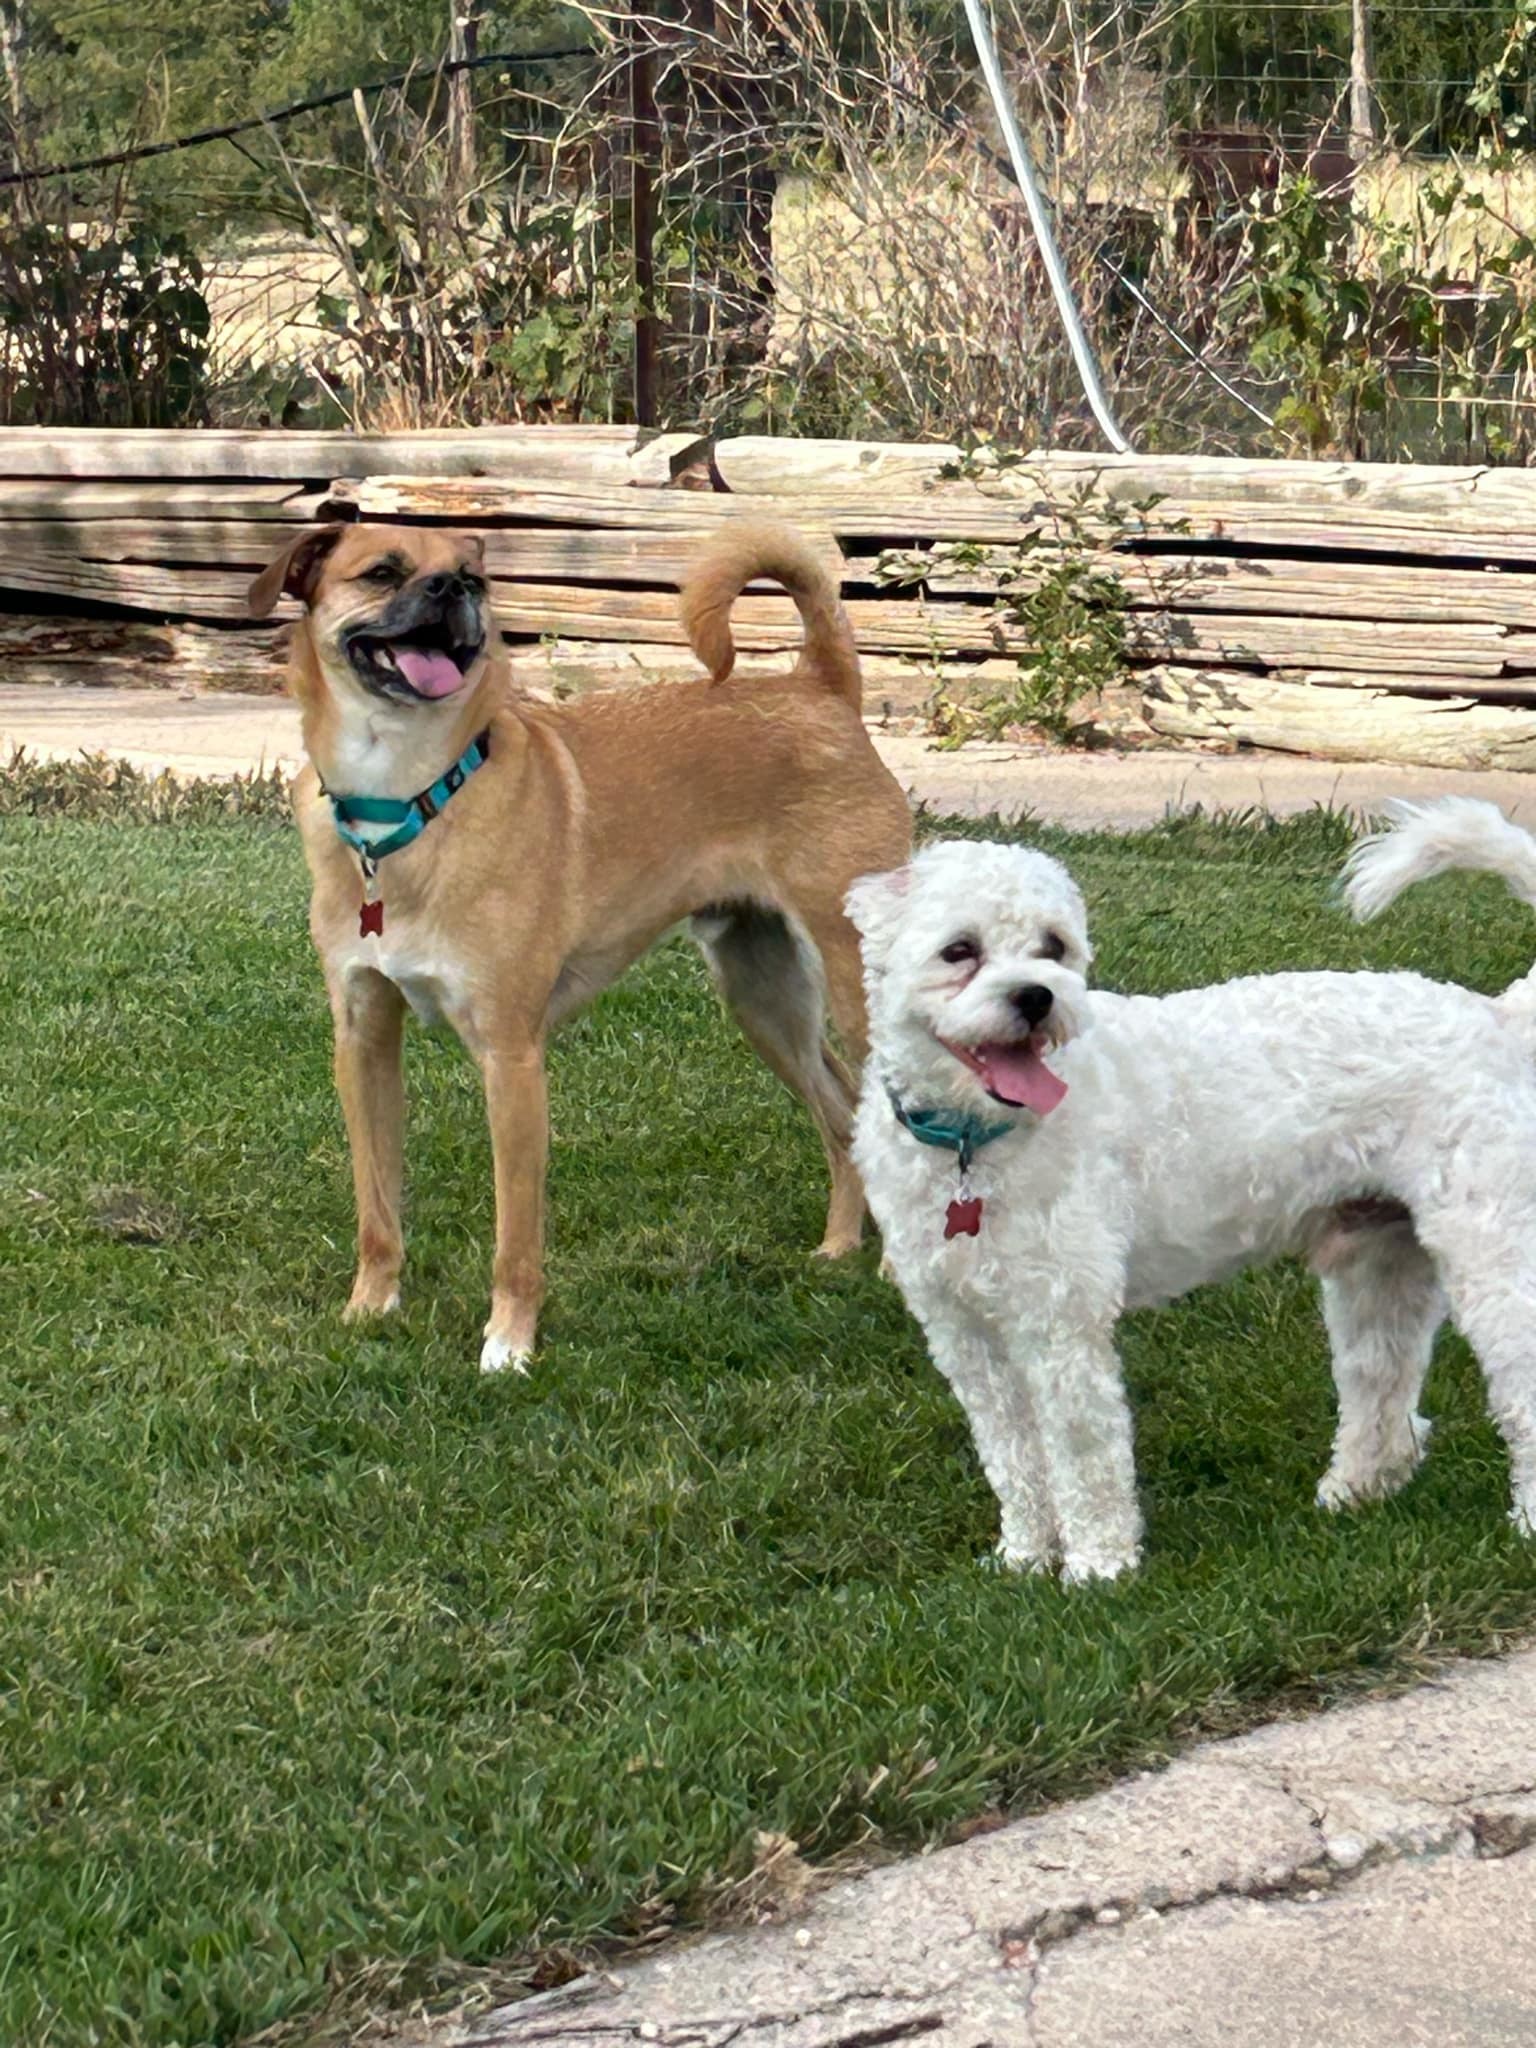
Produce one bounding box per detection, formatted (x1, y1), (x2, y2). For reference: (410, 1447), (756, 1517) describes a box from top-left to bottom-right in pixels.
(327, 469), (1536, 564)
(1142, 668), (1536, 770)
(0, 516), (833, 585)
(325, 475), (744, 529)
(508, 637), (1003, 721)
(0, 425), (710, 483)
(853, 549), (1536, 629)
(711, 435), (965, 488)
(713, 439), (1536, 534)
(478, 581), (1518, 679)
(0, 557), (278, 618)
(0, 481), (319, 520)
(0, 613), (949, 723)
(0, 519), (312, 567)
(1273, 668), (1536, 704)
(0, 614), (287, 692)
(710, 442), (1536, 565)
(1130, 611), (1513, 678)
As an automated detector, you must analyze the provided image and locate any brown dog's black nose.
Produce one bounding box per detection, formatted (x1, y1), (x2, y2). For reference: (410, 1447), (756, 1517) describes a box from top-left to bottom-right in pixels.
(422, 572), (460, 600)
(1010, 984), (1054, 1026)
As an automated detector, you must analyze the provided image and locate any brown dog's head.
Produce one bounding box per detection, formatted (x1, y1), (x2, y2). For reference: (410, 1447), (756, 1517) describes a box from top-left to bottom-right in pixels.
(249, 523), (492, 709)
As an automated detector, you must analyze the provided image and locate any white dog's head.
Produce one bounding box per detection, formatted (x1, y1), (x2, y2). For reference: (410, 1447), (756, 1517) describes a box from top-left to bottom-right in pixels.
(847, 839), (1092, 1120)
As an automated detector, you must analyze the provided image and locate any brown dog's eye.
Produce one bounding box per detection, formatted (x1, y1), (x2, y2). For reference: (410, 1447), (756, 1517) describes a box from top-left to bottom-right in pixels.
(362, 560), (401, 584)
(1039, 931), (1067, 961)
(940, 938), (979, 965)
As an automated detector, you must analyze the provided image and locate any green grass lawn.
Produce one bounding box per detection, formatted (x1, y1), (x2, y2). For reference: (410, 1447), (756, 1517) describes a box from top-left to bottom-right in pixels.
(5, 788), (1536, 2048)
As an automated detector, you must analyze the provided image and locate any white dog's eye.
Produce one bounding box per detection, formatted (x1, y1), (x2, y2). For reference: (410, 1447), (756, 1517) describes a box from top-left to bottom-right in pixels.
(1039, 931), (1067, 961)
(939, 938), (980, 965)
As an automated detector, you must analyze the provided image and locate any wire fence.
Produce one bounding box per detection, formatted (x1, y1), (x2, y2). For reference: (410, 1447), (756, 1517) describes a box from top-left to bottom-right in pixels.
(2, 4), (1536, 459)
(1170, 0), (1534, 152)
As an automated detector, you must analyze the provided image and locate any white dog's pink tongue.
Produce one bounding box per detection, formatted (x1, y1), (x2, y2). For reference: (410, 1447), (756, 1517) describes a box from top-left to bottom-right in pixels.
(978, 1041), (1068, 1116)
(394, 646), (463, 698)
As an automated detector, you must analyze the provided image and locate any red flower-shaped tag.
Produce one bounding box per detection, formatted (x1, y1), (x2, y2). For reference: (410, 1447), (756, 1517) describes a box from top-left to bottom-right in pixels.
(945, 1196), (983, 1239)
(359, 899), (384, 938)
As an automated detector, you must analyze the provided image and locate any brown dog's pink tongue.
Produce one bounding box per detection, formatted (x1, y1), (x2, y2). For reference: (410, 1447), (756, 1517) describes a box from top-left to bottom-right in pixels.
(978, 1042), (1068, 1116)
(394, 647), (463, 698)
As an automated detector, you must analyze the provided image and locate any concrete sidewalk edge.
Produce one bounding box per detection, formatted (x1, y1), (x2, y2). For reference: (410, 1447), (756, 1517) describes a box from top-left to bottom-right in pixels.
(418, 1648), (1536, 2047)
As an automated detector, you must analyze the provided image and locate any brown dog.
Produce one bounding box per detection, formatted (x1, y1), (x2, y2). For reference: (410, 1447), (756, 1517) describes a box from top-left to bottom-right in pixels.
(249, 517), (911, 1370)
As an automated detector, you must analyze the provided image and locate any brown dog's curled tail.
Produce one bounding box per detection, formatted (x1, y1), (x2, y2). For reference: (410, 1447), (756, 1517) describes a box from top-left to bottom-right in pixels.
(679, 518), (860, 706)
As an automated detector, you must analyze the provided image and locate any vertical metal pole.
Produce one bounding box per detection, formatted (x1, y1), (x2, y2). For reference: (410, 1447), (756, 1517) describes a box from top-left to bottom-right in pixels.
(960, 0), (1132, 454)
(631, 20), (661, 427)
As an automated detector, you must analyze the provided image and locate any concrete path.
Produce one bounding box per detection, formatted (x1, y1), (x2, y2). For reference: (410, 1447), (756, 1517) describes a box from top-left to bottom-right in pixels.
(6, 684), (1536, 828)
(419, 1649), (1536, 2048)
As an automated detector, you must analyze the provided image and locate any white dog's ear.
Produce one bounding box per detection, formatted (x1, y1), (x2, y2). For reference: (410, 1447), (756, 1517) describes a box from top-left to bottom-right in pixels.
(845, 865), (912, 965)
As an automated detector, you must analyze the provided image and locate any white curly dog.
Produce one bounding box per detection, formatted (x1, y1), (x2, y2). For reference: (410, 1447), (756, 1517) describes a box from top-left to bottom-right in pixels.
(849, 799), (1536, 1584)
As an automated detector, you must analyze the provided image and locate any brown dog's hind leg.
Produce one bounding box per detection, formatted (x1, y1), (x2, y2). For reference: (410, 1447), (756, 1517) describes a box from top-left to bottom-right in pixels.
(797, 903), (879, 1257)
(693, 902), (866, 1257)
(332, 967), (408, 1318)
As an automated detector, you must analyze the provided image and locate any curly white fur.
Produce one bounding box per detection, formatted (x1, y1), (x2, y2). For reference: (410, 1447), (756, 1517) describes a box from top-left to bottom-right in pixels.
(850, 814), (1536, 1584)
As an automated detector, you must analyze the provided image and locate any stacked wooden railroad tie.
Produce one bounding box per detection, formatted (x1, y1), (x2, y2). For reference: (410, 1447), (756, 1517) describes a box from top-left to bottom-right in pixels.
(3, 427), (1536, 770)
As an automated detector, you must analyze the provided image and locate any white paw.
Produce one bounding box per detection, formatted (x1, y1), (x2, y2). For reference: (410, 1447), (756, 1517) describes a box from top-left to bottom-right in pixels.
(989, 1541), (1054, 1577)
(1511, 1498), (1536, 1540)
(1061, 1547), (1139, 1585)
(479, 1334), (531, 1376)
(1317, 1425), (1431, 1512)
(342, 1288), (400, 1322)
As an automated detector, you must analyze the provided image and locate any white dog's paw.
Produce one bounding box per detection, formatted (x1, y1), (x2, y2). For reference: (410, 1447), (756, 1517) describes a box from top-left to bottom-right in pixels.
(479, 1333), (531, 1376)
(988, 1539), (1054, 1577)
(1316, 1470), (1358, 1513)
(1061, 1545), (1139, 1585)
(1318, 1418), (1434, 1512)
(1511, 1497), (1536, 1540)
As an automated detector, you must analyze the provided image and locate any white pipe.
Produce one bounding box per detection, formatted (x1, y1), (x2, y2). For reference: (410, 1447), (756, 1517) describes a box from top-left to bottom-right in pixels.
(960, 0), (1133, 454)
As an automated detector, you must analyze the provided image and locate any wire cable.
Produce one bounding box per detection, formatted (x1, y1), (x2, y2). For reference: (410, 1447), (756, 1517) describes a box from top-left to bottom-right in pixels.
(0, 44), (596, 189)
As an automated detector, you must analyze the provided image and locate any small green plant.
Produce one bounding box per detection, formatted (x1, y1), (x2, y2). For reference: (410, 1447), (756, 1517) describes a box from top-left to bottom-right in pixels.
(1228, 172), (1449, 459)
(1466, 0), (1536, 145)
(879, 455), (1182, 747)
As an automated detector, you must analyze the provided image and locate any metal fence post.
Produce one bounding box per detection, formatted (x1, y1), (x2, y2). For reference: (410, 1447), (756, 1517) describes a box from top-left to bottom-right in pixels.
(960, 0), (1132, 454)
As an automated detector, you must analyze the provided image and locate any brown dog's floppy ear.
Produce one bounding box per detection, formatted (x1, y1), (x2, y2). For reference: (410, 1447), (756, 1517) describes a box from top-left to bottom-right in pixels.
(247, 525), (345, 619)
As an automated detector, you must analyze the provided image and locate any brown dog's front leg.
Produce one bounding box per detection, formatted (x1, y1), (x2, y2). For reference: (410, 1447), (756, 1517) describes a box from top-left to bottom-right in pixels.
(478, 1036), (549, 1373)
(332, 967), (407, 1318)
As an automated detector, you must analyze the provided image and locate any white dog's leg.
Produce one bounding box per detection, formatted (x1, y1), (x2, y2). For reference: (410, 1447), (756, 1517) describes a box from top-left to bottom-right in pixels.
(914, 1294), (1057, 1571)
(1009, 1318), (1141, 1583)
(990, 1377), (1058, 1573)
(1415, 1203), (1536, 1536)
(1314, 1219), (1445, 1511)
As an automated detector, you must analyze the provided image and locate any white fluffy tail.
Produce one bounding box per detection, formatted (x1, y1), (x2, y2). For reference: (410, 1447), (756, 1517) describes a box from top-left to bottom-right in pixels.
(1343, 796), (1536, 1026)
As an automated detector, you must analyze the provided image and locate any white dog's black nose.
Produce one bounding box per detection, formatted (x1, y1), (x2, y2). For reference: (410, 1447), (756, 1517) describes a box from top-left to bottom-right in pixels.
(1010, 984), (1054, 1026)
